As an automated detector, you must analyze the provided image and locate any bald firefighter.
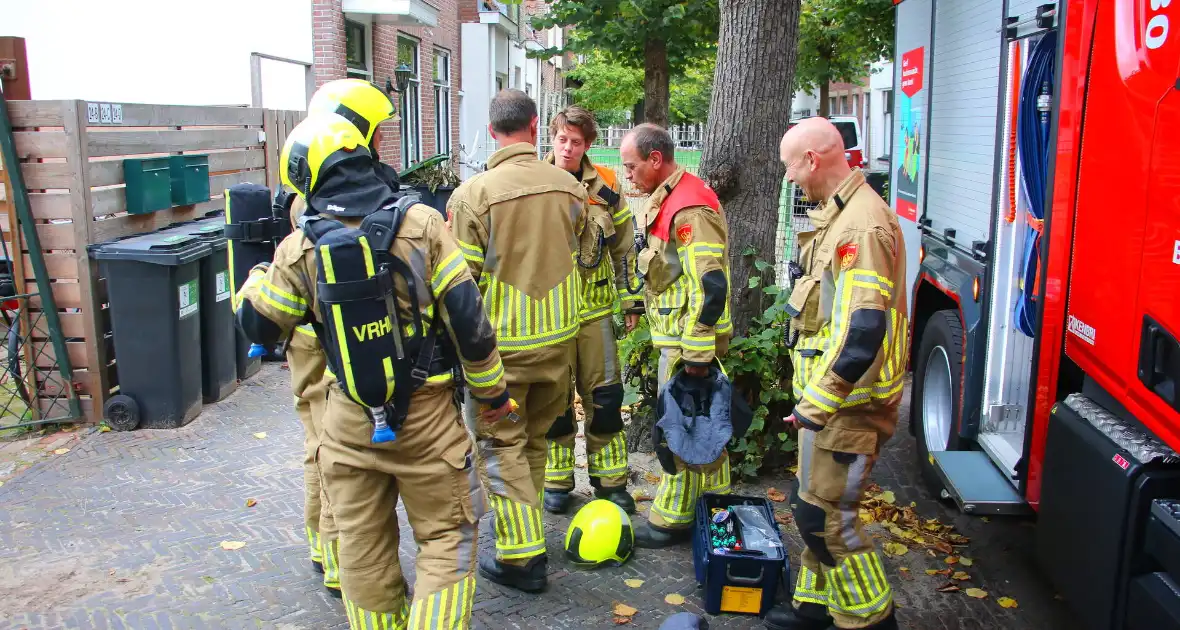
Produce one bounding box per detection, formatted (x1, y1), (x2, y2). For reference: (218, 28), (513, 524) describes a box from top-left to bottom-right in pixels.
(448, 89), (588, 592)
(619, 124), (733, 548)
(284, 77), (403, 598)
(766, 117), (907, 630)
(237, 112), (513, 629)
(541, 106), (642, 516)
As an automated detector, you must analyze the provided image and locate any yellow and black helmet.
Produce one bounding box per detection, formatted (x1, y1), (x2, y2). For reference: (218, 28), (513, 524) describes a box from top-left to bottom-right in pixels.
(281, 112), (394, 217)
(564, 499), (634, 568)
(308, 78), (397, 147)
(280, 112), (368, 198)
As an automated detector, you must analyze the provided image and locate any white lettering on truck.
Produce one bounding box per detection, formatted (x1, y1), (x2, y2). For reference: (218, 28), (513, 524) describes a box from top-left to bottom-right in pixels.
(1068, 315), (1097, 346)
(1173, 239), (1180, 265)
(1147, 0), (1171, 50)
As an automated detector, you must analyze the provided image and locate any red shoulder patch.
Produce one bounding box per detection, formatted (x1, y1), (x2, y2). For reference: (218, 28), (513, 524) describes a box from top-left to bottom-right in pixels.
(837, 242), (858, 269)
(677, 224), (694, 245)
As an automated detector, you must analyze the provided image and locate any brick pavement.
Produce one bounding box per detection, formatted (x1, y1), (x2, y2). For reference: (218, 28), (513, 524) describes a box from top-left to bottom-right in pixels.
(0, 365), (1078, 629)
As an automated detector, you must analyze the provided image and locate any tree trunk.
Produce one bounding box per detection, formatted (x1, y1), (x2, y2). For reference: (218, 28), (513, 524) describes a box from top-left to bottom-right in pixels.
(643, 38), (670, 127)
(699, 0), (801, 337)
(818, 80), (830, 117)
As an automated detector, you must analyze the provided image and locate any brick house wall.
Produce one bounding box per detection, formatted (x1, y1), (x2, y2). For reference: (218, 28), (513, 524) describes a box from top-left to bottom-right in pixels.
(312, 0), (462, 172)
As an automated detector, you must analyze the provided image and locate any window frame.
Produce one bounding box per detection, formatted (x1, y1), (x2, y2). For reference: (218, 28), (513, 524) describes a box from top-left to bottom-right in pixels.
(433, 48), (452, 156)
(398, 36), (423, 169)
(345, 18), (373, 80)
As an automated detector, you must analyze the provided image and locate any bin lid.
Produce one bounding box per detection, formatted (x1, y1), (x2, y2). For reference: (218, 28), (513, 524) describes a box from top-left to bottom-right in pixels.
(92, 231), (212, 266)
(158, 219), (227, 251)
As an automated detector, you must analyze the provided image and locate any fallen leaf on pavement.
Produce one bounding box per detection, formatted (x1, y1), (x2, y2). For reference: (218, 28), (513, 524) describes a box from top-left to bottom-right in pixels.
(99, 425), (112, 432)
(952, 572), (970, 581)
(883, 542), (908, 557)
(998, 597), (1018, 609)
(253, 432), (267, 439)
(613, 618), (632, 626)
(965, 588), (988, 599)
(936, 583), (961, 593)
(115, 578), (130, 583)
(774, 511), (792, 525)
(959, 557), (975, 566)
(933, 541), (955, 555)
(925, 570), (941, 576)
(280, 363), (290, 370)
(665, 594), (685, 605)
(202, 575), (216, 584)
(245, 498), (258, 508)
(52, 448), (70, 455)
(632, 493), (654, 502)
(878, 490), (896, 504)
(624, 579), (644, 588)
(220, 541), (246, 551)
(109, 569), (116, 576)
(945, 556), (959, 565)
(982, 517), (990, 523)
(899, 567), (910, 572)
(767, 488), (786, 502)
(644, 472), (661, 484)
(613, 603), (638, 617)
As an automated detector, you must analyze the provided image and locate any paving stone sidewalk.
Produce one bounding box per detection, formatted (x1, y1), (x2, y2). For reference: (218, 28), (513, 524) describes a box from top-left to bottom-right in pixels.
(0, 365), (1078, 629)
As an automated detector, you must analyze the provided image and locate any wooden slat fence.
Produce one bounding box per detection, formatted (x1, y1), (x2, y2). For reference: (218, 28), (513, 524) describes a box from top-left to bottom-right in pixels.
(0, 100), (304, 422)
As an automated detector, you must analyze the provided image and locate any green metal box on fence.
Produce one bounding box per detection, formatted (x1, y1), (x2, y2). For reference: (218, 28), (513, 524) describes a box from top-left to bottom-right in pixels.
(169, 155), (211, 206)
(122, 157), (173, 215)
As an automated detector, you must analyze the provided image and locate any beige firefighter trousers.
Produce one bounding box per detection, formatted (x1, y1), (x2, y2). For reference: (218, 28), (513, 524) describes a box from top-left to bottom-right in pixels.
(647, 346), (732, 530)
(465, 342), (574, 565)
(545, 316), (629, 491)
(319, 380), (482, 630)
(287, 326), (340, 590)
(791, 426), (894, 628)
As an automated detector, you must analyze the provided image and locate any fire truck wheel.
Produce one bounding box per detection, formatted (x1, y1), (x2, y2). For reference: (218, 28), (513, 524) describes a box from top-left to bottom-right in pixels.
(913, 309), (964, 499)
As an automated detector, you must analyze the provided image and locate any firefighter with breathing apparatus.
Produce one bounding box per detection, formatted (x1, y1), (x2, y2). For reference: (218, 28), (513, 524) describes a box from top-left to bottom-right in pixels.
(540, 105), (643, 516)
(448, 89), (588, 593)
(235, 110), (513, 629)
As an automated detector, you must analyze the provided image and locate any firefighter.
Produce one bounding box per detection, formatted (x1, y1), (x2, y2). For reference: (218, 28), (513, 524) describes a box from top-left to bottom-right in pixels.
(284, 193), (341, 598)
(448, 89), (588, 592)
(618, 124), (734, 548)
(541, 106), (642, 516)
(287, 77), (401, 598)
(236, 112), (514, 629)
(765, 117), (907, 630)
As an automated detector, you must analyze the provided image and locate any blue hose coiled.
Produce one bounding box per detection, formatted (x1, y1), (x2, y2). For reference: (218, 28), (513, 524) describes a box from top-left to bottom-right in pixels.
(1015, 31), (1057, 337)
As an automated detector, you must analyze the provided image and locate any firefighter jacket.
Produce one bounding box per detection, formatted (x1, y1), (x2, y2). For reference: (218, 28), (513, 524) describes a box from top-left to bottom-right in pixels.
(787, 169), (910, 448)
(544, 153), (643, 322)
(637, 167), (733, 366)
(449, 142), (590, 353)
(237, 203), (509, 409)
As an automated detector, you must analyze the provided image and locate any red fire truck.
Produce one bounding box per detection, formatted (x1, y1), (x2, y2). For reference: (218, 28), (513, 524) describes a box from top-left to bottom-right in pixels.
(891, 0), (1180, 628)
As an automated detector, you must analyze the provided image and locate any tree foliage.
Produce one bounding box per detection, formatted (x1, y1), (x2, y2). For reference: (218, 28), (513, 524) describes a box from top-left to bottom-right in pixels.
(525, 0), (719, 126)
(794, 0), (894, 115)
(669, 53), (715, 126)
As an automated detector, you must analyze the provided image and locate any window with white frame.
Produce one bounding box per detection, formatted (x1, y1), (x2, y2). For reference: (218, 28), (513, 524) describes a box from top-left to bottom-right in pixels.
(345, 19), (372, 80)
(398, 37), (422, 168)
(434, 49), (451, 156)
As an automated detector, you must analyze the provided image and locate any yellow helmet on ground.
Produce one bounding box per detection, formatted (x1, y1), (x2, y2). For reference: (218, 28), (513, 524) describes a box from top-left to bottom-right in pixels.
(280, 112), (369, 200)
(564, 499), (635, 568)
(308, 78), (398, 147)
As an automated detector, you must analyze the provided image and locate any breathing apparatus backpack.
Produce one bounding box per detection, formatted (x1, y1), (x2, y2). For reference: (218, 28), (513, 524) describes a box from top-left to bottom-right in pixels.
(300, 193), (452, 444)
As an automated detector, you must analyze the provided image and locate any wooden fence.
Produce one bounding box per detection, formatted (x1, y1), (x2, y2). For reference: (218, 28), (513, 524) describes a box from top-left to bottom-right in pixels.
(0, 100), (304, 422)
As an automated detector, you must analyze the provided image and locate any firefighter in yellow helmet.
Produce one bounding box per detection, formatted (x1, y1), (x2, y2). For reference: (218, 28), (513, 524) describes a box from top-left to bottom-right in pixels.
(448, 89), (588, 592)
(236, 112), (513, 629)
(619, 124), (734, 548)
(284, 77), (402, 598)
(766, 117), (906, 630)
(540, 105), (642, 516)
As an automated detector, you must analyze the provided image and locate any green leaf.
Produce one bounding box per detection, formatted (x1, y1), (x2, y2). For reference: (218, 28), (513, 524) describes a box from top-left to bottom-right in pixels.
(748, 276), (761, 289)
(754, 259), (772, 272)
(763, 285), (782, 296)
(759, 390), (772, 404)
(741, 245), (758, 257)
(777, 432), (789, 441)
(749, 414), (765, 432)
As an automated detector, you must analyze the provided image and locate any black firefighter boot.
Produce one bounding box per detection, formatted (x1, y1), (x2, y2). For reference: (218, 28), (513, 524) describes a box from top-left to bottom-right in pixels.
(478, 552), (548, 593)
(633, 521), (692, 549)
(763, 602), (831, 630)
(543, 489), (572, 514)
(590, 477), (636, 514)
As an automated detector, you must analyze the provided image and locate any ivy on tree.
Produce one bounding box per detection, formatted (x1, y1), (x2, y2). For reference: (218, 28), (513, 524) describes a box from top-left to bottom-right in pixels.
(795, 0), (895, 117)
(522, 0), (719, 127)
